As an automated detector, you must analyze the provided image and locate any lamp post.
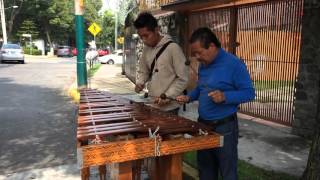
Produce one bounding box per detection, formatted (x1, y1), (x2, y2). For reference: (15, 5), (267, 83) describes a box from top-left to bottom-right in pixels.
(113, 1), (119, 51)
(114, 12), (118, 50)
(0, 0), (18, 44)
(74, 0), (87, 87)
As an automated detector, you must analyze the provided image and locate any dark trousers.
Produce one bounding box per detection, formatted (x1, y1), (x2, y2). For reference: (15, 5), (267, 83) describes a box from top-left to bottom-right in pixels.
(197, 115), (239, 180)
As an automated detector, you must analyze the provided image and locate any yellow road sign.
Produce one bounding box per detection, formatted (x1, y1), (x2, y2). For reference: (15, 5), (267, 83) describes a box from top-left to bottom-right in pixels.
(117, 37), (124, 44)
(88, 23), (101, 36)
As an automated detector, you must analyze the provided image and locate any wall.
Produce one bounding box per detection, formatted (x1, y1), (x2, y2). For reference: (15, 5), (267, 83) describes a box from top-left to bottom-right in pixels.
(33, 39), (45, 55)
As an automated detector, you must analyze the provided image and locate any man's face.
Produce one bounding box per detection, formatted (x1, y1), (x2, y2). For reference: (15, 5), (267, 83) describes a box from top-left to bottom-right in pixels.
(190, 40), (218, 65)
(137, 27), (159, 47)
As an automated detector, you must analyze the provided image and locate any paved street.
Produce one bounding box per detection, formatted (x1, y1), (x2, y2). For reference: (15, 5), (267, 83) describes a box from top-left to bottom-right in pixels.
(0, 56), (78, 176)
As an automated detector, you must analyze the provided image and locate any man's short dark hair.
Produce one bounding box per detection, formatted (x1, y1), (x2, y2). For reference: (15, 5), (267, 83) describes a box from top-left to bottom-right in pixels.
(189, 27), (221, 49)
(134, 12), (158, 31)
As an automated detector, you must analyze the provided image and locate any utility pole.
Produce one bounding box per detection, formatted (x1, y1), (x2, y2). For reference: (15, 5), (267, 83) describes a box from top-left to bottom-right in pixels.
(114, 12), (118, 50)
(0, 0), (7, 44)
(74, 0), (87, 88)
(114, 1), (119, 51)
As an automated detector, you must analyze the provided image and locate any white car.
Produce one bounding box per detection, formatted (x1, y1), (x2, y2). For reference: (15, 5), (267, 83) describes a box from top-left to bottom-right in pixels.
(0, 43), (25, 64)
(98, 50), (123, 64)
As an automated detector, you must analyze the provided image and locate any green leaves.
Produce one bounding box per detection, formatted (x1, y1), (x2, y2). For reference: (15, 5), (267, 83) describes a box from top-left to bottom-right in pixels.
(7, 0), (103, 46)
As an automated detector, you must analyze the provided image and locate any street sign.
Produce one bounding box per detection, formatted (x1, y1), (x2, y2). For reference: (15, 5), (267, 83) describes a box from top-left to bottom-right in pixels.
(88, 23), (101, 36)
(117, 37), (124, 44)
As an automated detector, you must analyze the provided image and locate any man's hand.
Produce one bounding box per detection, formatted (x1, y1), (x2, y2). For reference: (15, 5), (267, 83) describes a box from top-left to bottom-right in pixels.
(176, 95), (190, 104)
(154, 97), (170, 106)
(208, 90), (225, 103)
(135, 84), (144, 93)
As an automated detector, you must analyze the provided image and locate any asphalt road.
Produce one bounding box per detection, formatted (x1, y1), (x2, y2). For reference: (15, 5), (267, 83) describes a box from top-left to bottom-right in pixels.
(0, 56), (78, 175)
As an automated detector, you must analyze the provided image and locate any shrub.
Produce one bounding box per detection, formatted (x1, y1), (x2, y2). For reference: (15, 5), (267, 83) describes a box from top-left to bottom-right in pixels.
(23, 47), (42, 55)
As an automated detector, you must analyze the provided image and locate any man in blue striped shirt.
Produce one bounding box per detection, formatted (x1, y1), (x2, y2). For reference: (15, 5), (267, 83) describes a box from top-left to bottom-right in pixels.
(177, 27), (255, 180)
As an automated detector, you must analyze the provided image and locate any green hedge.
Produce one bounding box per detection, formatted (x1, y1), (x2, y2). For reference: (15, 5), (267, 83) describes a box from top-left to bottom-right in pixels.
(23, 47), (42, 55)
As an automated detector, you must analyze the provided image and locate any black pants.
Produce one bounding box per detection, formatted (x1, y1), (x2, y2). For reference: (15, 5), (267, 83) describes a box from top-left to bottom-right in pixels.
(197, 113), (239, 180)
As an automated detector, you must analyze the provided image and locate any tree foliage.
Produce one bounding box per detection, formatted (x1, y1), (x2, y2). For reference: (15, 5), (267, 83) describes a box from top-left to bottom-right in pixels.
(16, 19), (39, 39)
(96, 10), (115, 47)
(96, 0), (137, 49)
(3, 0), (102, 47)
(118, 0), (137, 26)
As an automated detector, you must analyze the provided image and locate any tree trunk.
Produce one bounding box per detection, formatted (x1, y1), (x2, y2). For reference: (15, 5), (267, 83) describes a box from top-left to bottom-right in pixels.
(45, 29), (52, 48)
(7, 0), (23, 39)
(302, 129), (320, 180)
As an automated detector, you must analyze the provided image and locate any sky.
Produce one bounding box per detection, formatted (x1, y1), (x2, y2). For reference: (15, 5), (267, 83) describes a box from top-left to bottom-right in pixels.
(101, 0), (118, 12)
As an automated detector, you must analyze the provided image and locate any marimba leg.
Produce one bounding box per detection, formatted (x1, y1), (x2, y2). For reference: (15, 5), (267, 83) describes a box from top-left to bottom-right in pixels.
(81, 167), (90, 180)
(154, 154), (182, 180)
(133, 160), (142, 180)
(119, 161), (133, 180)
(99, 165), (106, 180)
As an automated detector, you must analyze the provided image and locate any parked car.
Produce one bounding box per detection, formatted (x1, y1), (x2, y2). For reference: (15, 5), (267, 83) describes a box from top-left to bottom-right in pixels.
(98, 50), (123, 64)
(72, 48), (77, 56)
(57, 45), (73, 57)
(98, 49), (109, 56)
(0, 43), (24, 64)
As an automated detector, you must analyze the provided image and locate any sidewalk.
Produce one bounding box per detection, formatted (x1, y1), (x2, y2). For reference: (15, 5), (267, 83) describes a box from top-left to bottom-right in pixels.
(90, 64), (309, 177)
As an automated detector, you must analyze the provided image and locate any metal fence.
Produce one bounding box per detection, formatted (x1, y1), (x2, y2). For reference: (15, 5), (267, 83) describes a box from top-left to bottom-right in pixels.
(188, 0), (303, 126)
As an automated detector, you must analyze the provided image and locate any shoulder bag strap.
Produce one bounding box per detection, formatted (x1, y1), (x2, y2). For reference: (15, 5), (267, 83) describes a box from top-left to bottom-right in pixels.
(149, 41), (173, 79)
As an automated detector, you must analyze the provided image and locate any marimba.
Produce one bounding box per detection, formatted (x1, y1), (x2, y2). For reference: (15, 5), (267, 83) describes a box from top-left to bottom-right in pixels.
(77, 89), (223, 180)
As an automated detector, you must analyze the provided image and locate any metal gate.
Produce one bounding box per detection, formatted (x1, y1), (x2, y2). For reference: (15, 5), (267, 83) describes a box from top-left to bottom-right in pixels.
(188, 0), (303, 126)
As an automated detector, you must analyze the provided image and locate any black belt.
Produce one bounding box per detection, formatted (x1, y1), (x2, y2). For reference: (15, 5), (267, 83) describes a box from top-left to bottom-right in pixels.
(198, 113), (237, 127)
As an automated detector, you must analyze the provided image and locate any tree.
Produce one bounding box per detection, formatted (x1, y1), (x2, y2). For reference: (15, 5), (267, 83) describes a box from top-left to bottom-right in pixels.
(83, 0), (103, 45)
(4, 0), (24, 39)
(117, 0), (137, 26)
(302, 130), (320, 179)
(97, 0), (137, 49)
(16, 19), (39, 46)
(96, 10), (115, 47)
(6, 0), (103, 47)
(302, 111), (320, 179)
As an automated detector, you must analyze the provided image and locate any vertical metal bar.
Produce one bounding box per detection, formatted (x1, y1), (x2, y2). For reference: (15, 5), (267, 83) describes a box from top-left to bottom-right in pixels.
(270, 2), (278, 121)
(229, 7), (238, 55)
(283, 0), (293, 125)
(292, 0), (303, 123)
(272, 1), (281, 123)
(259, 3), (268, 120)
(253, 5), (263, 118)
(281, 0), (290, 124)
(241, 6), (253, 114)
(277, 0), (284, 123)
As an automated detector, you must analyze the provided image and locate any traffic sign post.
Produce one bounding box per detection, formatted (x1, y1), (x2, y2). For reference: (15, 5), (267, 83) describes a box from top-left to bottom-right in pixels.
(88, 23), (101, 49)
(88, 23), (101, 37)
